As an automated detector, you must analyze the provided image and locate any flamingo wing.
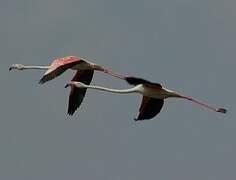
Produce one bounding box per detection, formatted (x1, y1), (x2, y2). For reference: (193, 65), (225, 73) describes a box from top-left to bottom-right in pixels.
(67, 70), (94, 115)
(135, 96), (164, 121)
(125, 76), (162, 88)
(39, 56), (86, 84)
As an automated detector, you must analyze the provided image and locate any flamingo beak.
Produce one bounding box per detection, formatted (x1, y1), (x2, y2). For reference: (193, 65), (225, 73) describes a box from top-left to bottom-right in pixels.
(65, 81), (76, 88)
(65, 83), (72, 88)
(9, 66), (13, 71)
(9, 64), (19, 71)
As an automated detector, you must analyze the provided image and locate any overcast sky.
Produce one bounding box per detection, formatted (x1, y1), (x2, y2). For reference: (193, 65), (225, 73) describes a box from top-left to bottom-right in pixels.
(1, 0), (236, 179)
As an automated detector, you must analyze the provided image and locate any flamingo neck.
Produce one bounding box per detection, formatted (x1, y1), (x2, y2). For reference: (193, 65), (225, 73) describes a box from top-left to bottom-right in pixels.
(22, 65), (49, 70)
(76, 84), (141, 94)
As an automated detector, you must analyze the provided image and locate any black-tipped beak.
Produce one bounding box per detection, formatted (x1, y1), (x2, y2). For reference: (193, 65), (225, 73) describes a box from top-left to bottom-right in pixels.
(65, 84), (70, 88)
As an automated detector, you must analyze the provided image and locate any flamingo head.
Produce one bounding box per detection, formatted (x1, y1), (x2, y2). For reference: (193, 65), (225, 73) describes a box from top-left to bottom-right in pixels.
(65, 81), (87, 88)
(9, 64), (24, 71)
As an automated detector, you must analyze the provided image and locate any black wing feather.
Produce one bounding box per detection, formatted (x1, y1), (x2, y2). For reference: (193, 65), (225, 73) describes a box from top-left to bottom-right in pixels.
(135, 96), (164, 121)
(39, 61), (84, 84)
(67, 70), (94, 115)
(125, 76), (162, 87)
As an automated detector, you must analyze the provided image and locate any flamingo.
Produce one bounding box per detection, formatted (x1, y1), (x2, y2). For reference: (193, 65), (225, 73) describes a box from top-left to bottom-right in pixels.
(9, 56), (125, 115)
(65, 77), (227, 121)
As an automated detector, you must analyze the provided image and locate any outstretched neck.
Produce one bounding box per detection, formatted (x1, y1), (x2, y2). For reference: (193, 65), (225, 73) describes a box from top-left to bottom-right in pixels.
(22, 65), (49, 70)
(79, 84), (142, 94)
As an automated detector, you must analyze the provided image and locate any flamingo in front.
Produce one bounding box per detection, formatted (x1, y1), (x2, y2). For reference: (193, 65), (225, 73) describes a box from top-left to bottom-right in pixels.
(9, 56), (125, 115)
(65, 77), (227, 121)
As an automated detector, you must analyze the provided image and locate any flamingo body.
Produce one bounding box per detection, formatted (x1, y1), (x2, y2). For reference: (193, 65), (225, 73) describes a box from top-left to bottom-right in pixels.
(66, 76), (227, 121)
(39, 56), (93, 84)
(10, 55), (125, 115)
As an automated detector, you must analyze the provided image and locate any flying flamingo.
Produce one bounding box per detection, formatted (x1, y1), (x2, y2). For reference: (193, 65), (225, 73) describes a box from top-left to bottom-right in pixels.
(9, 56), (125, 115)
(65, 77), (227, 121)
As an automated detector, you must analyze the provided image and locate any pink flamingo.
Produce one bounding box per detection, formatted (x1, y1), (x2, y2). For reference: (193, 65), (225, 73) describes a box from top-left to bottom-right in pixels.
(65, 77), (227, 121)
(9, 56), (125, 115)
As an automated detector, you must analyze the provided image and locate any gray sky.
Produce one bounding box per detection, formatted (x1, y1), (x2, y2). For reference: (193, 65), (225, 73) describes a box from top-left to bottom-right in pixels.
(1, 0), (236, 179)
